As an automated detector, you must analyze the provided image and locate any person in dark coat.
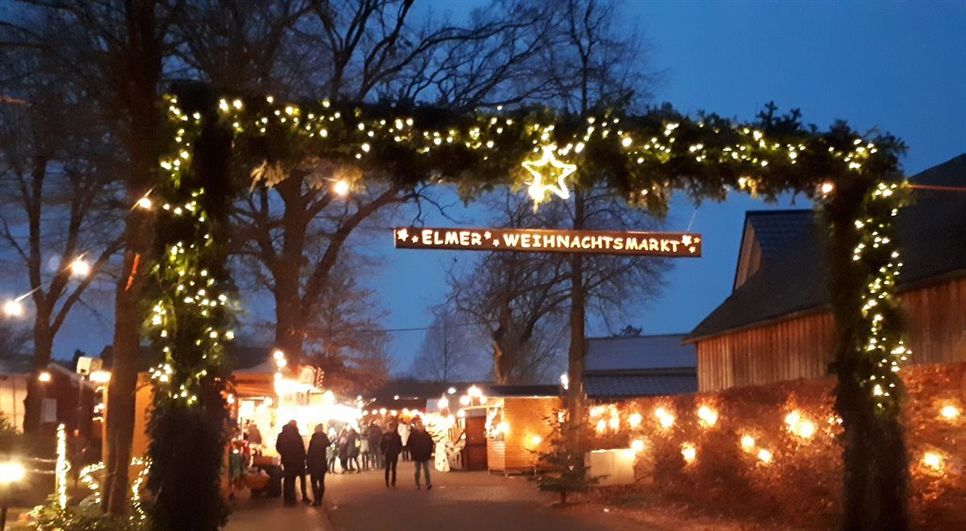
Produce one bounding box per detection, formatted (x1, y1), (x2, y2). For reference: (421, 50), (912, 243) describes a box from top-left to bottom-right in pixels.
(346, 427), (361, 472)
(407, 419), (434, 490)
(366, 421), (384, 469)
(275, 420), (308, 506)
(306, 424), (330, 506)
(380, 420), (403, 487)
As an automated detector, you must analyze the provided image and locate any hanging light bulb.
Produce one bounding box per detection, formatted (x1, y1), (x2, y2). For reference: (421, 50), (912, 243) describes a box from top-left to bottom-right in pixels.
(333, 179), (350, 197)
(69, 257), (91, 278)
(2, 298), (26, 318)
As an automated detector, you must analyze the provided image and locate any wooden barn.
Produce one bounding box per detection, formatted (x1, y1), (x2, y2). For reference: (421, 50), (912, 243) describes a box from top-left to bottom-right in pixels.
(688, 154), (966, 391)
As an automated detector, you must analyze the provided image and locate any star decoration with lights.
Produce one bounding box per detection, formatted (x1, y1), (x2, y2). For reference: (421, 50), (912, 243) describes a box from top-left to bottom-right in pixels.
(522, 145), (577, 208)
(396, 228), (409, 241)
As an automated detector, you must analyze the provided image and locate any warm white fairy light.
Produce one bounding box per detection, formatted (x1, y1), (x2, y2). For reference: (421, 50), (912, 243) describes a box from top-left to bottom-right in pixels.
(697, 405), (719, 427)
(655, 406), (675, 429)
(740, 434), (756, 452)
(756, 448), (773, 464)
(939, 404), (960, 420)
(921, 451), (944, 473)
(628, 412), (643, 428)
(631, 439), (646, 453)
(681, 442), (697, 464)
(55, 423), (69, 509)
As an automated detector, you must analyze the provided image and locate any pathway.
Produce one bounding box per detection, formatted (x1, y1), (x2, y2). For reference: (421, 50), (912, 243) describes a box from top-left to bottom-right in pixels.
(227, 461), (643, 531)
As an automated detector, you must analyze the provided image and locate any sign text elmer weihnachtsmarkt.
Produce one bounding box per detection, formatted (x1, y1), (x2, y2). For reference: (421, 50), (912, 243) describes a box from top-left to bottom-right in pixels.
(393, 227), (702, 257)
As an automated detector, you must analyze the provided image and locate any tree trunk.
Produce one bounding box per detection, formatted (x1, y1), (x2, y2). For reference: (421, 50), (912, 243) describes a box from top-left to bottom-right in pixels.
(273, 178), (308, 360)
(566, 189), (586, 461)
(492, 338), (511, 384)
(102, 0), (162, 512)
(273, 263), (305, 360)
(102, 218), (152, 515)
(23, 308), (53, 433)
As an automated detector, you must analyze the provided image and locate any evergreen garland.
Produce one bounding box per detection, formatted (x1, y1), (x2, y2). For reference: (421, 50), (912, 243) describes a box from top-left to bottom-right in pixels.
(144, 88), (235, 531)
(150, 86), (912, 528)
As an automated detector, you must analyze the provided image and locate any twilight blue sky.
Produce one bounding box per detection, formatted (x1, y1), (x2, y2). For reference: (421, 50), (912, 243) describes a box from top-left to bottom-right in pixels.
(8, 0), (965, 377)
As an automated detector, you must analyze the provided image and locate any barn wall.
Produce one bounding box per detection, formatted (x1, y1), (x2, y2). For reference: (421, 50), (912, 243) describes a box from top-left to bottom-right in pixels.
(696, 276), (966, 392)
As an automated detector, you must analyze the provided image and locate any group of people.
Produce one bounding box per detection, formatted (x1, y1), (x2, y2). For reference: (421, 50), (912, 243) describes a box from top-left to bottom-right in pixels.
(273, 416), (438, 507)
(275, 420), (331, 506)
(378, 418), (435, 489)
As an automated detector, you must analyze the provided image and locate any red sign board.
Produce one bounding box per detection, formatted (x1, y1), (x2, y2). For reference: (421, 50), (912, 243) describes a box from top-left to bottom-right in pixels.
(393, 227), (701, 257)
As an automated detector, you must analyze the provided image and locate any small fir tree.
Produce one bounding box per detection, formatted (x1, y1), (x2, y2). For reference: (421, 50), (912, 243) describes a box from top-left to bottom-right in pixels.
(531, 411), (598, 504)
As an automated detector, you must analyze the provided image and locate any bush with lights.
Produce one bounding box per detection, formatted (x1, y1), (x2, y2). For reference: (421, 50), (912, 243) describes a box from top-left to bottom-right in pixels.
(587, 362), (965, 528)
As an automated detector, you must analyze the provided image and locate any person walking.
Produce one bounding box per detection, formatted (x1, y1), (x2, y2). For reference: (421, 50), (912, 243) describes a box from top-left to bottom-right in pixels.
(338, 426), (351, 473)
(380, 420), (403, 488)
(408, 420), (434, 490)
(275, 420), (308, 506)
(346, 426), (361, 473)
(306, 424), (330, 507)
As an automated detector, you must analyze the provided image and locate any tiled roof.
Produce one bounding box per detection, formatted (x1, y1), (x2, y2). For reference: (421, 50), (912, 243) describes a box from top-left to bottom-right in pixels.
(586, 334), (696, 371)
(690, 154), (966, 340)
(747, 210), (813, 259)
(586, 372), (697, 399)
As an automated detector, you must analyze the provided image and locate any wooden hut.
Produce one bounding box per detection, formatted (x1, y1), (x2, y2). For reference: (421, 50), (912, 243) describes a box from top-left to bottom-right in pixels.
(688, 154), (966, 391)
(481, 386), (560, 473)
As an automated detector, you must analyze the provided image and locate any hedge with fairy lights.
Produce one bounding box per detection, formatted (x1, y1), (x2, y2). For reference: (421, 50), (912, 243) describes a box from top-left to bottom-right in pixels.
(149, 85), (910, 529)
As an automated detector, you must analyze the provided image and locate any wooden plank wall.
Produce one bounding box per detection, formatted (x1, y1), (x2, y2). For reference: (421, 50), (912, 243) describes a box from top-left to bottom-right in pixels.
(697, 277), (966, 392)
(487, 397), (560, 472)
(902, 277), (966, 364)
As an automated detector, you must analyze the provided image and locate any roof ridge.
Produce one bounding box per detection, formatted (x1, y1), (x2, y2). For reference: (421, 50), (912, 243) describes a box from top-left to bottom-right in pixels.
(587, 333), (689, 341)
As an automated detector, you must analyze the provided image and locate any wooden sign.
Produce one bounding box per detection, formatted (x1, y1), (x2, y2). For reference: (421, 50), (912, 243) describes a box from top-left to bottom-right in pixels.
(393, 227), (702, 257)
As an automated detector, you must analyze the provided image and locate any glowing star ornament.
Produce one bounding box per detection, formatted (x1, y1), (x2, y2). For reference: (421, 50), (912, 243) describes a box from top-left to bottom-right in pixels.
(522, 145), (576, 208)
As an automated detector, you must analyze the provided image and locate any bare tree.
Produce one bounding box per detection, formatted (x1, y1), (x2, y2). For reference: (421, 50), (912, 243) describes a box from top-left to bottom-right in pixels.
(408, 310), (477, 382)
(3, 0), (179, 515)
(535, 0), (657, 451)
(0, 15), (124, 433)
(447, 193), (571, 384)
(0, 320), (31, 360)
(180, 0), (562, 368)
(296, 255), (392, 395)
(447, 0), (660, 448)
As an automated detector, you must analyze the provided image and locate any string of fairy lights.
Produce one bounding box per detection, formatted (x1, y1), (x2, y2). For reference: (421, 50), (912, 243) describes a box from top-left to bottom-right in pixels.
(151, 92), (911, 412)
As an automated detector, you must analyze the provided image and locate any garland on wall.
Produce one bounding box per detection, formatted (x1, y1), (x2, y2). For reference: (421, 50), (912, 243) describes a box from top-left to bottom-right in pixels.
(149, 85), (910, 528)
